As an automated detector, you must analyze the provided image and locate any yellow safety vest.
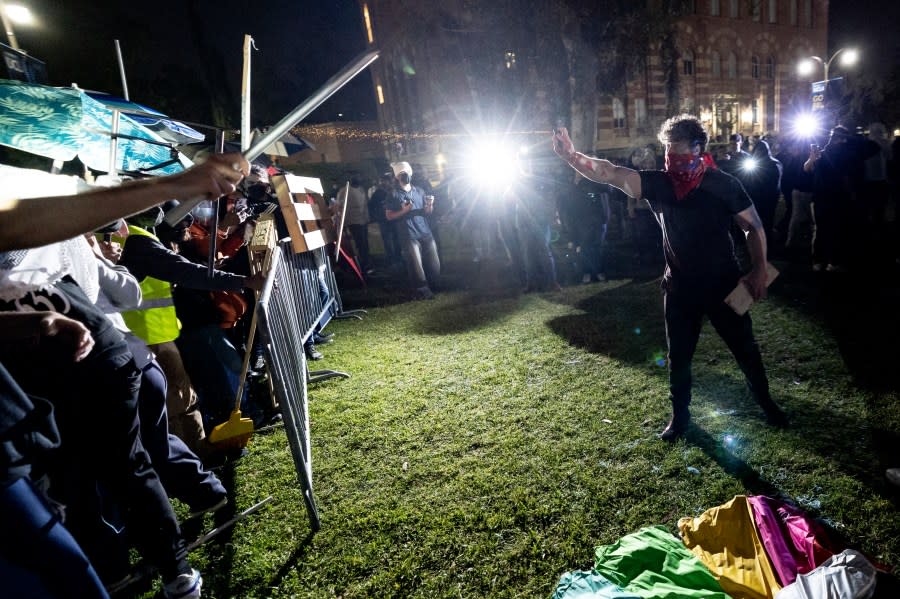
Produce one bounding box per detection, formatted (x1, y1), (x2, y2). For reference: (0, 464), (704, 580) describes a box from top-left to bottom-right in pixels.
(117, 226), (181, 345)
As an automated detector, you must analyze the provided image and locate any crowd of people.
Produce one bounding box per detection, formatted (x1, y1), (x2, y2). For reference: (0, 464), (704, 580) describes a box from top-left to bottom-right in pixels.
(2, 110), (899, 598)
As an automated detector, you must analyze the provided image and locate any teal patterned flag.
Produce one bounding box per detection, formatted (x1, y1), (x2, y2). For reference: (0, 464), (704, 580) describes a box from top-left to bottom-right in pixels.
(0, 79), (190, 175)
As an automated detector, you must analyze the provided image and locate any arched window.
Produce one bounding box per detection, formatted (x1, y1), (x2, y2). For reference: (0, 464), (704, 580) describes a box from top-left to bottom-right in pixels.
(790, 0), (798, 25)
(682, 49), (695, 76)
(711, 51), (722, 77)
(612, 98), (626, 129)
(765, 56), (775, 79)
(730, 0), (739, 18)
(751, 55), (760, 79)
(711, 0), (721, 16)
(752, 0), (761, 21)
(727, 52), (737, 78)
(802, 0), (812, 27)
(768, 0), (778, 22)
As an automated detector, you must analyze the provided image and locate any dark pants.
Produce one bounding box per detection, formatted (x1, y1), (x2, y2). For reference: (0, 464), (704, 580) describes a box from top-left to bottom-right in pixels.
(519, 223), (558, 290)
(376, 220), (403, 266)
(138, 360), (225, 509)
(348, 223), (371, 272)
(664, 274), (770, 411)
(1, 279), (188, 581)
(0, 477), (109, 598)
(575, 221), (608, 277)
(811, 195), (845, 266)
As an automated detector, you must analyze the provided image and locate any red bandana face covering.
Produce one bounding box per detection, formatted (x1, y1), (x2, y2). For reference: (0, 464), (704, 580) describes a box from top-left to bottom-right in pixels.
(664, 152), (717, 200)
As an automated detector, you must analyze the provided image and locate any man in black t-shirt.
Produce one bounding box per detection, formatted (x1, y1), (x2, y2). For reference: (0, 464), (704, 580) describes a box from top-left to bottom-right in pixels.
(552, 115), (787, 440)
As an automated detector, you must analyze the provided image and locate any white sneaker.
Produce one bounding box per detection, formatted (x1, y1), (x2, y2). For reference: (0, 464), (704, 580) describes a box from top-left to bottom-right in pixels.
(163, 568), (202, 599)
(812, 263), (824, 272)
(581, 274), (592, 284)
(596, 273), (607, 282)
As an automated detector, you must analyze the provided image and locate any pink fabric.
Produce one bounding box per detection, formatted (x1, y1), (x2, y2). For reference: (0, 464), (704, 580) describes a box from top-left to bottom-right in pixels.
(748, 496), (841, 587)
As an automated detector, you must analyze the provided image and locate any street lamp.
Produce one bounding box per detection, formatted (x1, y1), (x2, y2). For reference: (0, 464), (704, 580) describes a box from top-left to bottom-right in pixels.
(1, 2), (34, 51)
(797, 47), (859, 82)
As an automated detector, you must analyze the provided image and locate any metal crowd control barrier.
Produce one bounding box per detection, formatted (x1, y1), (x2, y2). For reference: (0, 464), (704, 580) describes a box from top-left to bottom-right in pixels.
(256, 238), (363, 532)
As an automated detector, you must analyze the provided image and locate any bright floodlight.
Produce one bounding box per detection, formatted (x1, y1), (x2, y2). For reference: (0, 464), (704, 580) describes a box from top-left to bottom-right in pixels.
(794, 113), (819, 138)
(466, 141), (518, 192)
(741, 157), (758, 173)
(797, 59), (816, 77)
(840, 48), (859, 67)
(4, 4), (33, 25)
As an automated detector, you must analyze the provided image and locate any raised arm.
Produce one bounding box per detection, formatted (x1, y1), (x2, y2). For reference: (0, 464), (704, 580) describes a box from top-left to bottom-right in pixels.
(552, 127), (642, 199)
(0, 153), (249, 252)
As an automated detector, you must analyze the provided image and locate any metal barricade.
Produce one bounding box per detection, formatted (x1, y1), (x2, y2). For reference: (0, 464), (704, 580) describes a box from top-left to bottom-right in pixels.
(256, 244), (319, 531)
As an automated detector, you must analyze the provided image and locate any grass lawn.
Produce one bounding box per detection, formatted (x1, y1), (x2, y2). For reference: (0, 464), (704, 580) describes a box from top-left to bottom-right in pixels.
(138, 230), (900, 598)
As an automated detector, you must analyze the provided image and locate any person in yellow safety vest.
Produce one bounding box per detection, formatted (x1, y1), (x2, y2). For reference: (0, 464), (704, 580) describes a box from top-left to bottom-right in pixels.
(116, 205), (264, 457)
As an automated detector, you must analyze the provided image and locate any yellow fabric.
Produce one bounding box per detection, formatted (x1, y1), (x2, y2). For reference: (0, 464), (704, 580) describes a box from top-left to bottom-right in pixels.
(678, 495), (781, 599)
(118, 225), (181, 345)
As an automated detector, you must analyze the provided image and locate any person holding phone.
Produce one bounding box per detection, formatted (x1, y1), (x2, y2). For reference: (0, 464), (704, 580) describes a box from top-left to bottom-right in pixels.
(385, 162), (440, 300)
(553, 115), (786, 441)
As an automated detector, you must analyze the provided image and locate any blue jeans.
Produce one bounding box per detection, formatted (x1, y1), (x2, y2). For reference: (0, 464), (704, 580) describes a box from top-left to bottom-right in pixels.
(177, 324), (245, 429)
(0, 477), (109, 598)
(403, 235), (440, 291)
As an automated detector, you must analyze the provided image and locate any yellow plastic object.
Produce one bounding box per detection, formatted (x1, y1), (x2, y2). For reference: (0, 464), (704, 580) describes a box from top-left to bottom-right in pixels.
(208, 409), (254, 449)
(678, 495), (781, 599)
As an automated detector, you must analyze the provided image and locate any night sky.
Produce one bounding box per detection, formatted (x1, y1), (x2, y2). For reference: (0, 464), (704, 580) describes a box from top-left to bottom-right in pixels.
(11, 0), (376, 127)
(8, 0), (898, 128)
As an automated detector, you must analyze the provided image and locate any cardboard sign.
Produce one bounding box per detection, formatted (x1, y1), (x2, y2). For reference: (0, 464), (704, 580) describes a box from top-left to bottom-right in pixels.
(724, 262), (779, 315)
(271, 173), (334, 254)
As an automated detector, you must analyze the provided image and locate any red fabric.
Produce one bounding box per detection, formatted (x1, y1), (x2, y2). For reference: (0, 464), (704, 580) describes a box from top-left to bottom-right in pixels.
(747, 495), (841, 587)
(664, 152), (717, 200)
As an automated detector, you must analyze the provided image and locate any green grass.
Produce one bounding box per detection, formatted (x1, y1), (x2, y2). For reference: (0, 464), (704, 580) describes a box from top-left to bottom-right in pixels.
(139, 238), (900, 598)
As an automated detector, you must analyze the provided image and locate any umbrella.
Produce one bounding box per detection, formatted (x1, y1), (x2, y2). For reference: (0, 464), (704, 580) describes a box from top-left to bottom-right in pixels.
(0, 79), (191, 175)
(85, 91), (206, 145)
(250, 128), (315, 156)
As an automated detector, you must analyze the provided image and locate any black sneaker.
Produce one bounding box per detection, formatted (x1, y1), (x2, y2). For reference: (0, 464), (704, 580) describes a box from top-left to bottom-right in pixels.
(305, 344), (323, 360)
(313, 332), (334, 345)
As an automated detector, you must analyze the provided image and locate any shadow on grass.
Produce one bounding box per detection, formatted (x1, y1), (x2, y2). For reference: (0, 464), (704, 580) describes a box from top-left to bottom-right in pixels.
(770, 260), (900, 474)
(546, 279), (667, 366)
(264, 531), (317, 592)
(683, 425), (780, 497)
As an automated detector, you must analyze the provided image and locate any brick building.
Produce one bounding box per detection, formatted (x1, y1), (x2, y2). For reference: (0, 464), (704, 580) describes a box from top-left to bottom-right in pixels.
(357, 0), (828, 165)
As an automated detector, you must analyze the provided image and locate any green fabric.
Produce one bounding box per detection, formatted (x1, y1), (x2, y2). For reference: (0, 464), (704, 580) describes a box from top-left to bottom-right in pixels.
(592, 526), (730, 599)
(552, 569), (642, 598)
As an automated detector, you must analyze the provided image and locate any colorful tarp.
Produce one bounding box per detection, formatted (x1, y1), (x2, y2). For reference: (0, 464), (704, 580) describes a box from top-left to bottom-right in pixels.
(678, 495), (782, 599)
(748, 495), (840, 586)
(774, 549), (876, 599)
(591, 525), (730, 598)
(552, 570), (642, 599)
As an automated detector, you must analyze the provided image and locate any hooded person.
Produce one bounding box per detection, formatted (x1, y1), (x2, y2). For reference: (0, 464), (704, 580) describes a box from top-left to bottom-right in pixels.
(385, 161), (440, 299)
(742, 139), (782, 246)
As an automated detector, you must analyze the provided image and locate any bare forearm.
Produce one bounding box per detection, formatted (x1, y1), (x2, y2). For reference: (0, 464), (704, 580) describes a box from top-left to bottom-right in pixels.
(745, 225), (768, 270)
(1, 153), (248, 252)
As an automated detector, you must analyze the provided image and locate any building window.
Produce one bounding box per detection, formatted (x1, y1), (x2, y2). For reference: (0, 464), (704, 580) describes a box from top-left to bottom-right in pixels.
(802, 0), (812, 27)
(768, 0), (777, 22)
(612, 98), (626, 130)
(504, 51), (516, 69)
(711, 51), (721, 77)
(752, 99), (759, 124)
(684, 0), (696, 13)
(790, 0), (798, 25)
(727, 52), (737, 78)
(765, 56), (775, 79)
(751, 0), (761, 21)
(711, 0), (720, 15)
(751, 55), (760, 78)
(363, 4), (374, 44)
(635, 98), (647, 127)
(376, 84), (385, 104)
(682, 49), (695, 76)
(730, 0), (739, 18)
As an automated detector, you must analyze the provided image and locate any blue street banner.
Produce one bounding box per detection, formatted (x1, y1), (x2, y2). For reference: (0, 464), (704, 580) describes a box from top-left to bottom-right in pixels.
(810, 77), (843, 112)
